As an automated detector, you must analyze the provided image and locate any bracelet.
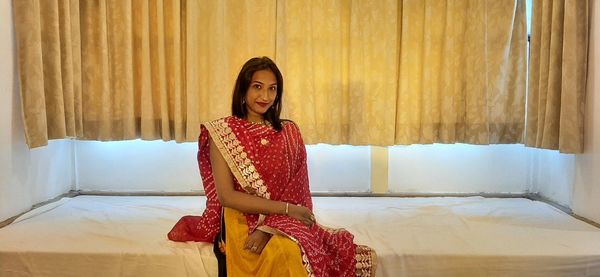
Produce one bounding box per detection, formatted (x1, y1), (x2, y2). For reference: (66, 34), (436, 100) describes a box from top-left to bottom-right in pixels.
(285, 203), (289, 215)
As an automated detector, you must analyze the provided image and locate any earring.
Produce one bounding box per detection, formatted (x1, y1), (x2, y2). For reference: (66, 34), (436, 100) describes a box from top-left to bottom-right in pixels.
(242, 99), (246, 104)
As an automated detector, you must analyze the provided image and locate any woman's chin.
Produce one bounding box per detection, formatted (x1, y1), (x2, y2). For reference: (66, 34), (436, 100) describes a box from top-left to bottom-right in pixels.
(256, 108), (270, 115)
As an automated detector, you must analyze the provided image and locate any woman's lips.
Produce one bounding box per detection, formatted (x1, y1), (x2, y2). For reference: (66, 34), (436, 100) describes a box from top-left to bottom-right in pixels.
(257, 102), (270, 108)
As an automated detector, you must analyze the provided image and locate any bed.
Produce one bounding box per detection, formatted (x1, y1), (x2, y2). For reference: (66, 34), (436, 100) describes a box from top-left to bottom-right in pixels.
(1, 195), (600, 276)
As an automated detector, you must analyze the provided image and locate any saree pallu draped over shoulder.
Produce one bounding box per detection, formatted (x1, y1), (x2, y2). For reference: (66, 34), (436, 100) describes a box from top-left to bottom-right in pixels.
(168, 116), (377, 277)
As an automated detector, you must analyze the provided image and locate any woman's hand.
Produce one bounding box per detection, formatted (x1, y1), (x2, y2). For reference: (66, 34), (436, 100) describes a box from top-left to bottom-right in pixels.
(287, 203), (316, 226)
(244, 229), (272, 254)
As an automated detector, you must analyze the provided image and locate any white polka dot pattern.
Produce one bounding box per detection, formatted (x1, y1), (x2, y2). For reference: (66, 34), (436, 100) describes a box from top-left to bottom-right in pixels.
(168, 116), (377, 276)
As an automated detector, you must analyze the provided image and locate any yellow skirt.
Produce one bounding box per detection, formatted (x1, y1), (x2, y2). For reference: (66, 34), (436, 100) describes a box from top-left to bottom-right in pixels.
(224, 208), (308, 277)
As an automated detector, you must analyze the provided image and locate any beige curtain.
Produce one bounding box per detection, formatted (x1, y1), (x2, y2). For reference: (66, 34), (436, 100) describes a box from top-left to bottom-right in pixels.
(396, 0), (527, 144)
(276, 0), (400, 145)
(13, 0), (275, 148)
(526, 0), (589, 153)
(279, 0), (527, 145)
(14, 0), (526, 148)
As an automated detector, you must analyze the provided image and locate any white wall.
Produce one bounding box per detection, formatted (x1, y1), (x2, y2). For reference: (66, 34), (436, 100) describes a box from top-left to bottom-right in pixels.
(0, 0), (75, 222)
(306, 144), (371, 192)
(530, 149), (574, 207)
(76, 140), (201, 192)
(76, 140), (538, 195)
(75, 141), (372, 193)
(532, 1), (600, 223)
(572, 0), (600, 224)
(389, 144), (533, 194)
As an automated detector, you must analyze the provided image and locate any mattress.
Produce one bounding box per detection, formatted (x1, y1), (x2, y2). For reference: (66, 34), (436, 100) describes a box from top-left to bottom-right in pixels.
(1, 196), (600, 276)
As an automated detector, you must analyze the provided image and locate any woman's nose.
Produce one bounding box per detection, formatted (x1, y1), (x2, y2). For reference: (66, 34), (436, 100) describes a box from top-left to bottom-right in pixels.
(259, 89), (269, 99)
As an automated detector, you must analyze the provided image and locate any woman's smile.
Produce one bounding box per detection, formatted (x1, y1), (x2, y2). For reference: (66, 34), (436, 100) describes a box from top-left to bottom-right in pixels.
(256, 102), (270, 108)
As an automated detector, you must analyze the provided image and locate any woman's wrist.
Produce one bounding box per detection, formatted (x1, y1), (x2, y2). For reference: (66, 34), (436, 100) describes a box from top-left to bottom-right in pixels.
(279, 201), (289, 215)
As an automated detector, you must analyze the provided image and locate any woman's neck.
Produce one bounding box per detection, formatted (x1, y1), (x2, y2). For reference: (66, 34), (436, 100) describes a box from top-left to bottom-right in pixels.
(246, 113), (264, 124)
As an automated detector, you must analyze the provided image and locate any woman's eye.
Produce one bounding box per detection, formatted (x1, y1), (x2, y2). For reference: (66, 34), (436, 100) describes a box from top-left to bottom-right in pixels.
(269, 87), (277, 91)
(253, 84), (262, 89)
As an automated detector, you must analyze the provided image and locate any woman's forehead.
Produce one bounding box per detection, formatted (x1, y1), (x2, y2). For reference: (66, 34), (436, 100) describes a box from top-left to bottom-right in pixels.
(251, 70), (277, 85)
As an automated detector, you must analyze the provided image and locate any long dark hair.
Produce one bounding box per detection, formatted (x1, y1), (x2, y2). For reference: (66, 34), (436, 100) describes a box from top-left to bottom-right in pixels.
(231, 56), (284, 131)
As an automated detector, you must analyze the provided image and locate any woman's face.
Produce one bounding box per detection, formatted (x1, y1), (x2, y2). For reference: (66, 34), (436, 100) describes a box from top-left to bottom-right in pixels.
(245, 69), (277, 119)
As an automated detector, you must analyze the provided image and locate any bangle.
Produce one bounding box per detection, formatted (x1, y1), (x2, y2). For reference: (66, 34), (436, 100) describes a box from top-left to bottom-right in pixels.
(285, 203), (289, 215)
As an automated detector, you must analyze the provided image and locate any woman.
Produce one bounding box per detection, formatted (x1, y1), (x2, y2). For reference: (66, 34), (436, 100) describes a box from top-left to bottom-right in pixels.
(168, 57), (377, 277)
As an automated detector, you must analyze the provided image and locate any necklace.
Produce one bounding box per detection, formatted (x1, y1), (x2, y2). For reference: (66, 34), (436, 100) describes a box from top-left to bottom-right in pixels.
(247, 119), (272, 127)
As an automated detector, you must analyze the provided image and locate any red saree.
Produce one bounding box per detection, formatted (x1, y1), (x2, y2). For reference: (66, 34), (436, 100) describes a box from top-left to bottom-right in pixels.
(168, 116), (376, 277)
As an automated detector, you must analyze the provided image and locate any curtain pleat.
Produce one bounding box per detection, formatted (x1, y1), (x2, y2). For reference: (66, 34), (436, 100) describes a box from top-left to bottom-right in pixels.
(14, 0), (48, 146)
(14, 0), (533, 148)
(14, 0), (275, 147)
(278, 0), (526, 146)
(526, 0), (589, 153)
(395, 0), (527, 145)
(276, 0), (400, 145)
(184, 0), (276, 140)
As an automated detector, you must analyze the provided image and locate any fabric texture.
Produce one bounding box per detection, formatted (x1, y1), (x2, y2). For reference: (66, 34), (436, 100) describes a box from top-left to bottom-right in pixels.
(4, 196), (600, 276)
(168, 116), (377, 277)
(14, 0), (528, 148)
(526, 0), (590, 153)
(12, 0), (275, 148)
(278, 0), (528, 146)
(224, 207), (307, 277)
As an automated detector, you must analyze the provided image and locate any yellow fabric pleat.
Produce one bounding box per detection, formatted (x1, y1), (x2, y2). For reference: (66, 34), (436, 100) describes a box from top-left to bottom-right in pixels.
(224, 208), (307, 277)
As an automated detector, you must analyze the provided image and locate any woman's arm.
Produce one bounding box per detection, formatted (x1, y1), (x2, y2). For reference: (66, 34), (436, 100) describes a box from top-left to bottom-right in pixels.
(210, 137), (314, 225)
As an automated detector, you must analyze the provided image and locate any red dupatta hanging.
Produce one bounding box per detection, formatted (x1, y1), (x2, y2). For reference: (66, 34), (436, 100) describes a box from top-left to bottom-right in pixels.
(168, 116), (376, 277)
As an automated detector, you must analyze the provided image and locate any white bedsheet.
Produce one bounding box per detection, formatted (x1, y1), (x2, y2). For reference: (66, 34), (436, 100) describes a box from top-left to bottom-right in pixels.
(1, 196), (600, 276)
